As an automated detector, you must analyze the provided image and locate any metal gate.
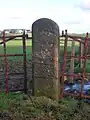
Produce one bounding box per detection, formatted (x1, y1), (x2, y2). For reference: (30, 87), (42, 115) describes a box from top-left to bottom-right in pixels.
(60, 30), (90, 99)
(0, 30), (31, 93)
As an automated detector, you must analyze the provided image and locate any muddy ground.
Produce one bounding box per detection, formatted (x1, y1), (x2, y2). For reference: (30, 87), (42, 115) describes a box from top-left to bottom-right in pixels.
(0, 59), (32, 92)
(0, 58), (90, 93)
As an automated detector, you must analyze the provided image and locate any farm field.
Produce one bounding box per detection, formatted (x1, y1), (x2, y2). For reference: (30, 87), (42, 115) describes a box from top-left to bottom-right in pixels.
(0, 39), (79, 59)
(0, 39), (90, 72)
(0, 40), (32, 61)
(0, 38), (90, 73)
(0, 39), (79, 62)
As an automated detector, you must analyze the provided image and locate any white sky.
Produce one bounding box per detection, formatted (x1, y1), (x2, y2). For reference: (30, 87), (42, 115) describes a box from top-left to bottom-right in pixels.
(0, 0), (90, 33)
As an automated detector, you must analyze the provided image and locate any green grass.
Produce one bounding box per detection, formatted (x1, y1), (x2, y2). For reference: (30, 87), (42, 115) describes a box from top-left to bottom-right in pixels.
(0, 92), (24, 110)
(0, 40), (32, 60)
(0, 39), (78, 57)
(0, 40), (32, 53)
(0, 92), (89, 120)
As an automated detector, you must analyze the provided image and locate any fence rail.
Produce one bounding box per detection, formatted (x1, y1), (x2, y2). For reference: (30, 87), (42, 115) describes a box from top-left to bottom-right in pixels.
(0, 30), (29, 93)
(0, 27), (90, 100)
(60, 30), (90, 99)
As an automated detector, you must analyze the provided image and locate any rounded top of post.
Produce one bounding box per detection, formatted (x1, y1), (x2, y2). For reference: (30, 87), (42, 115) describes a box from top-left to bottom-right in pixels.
(86, 32), (88, 37)
(32, 18), (58, 26)
(65, 30), (67, 34)
(62, 30), (64, 36)
(32, 18), (59, 36)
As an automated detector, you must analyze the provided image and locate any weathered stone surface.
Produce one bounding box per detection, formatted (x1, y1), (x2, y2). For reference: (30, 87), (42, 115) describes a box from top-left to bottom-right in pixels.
(32, 18), (60, 100)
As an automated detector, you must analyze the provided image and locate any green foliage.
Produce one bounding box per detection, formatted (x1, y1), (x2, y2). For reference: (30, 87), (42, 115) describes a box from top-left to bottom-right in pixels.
(0, 93), (90, 120)
(74, 60), (90, 73)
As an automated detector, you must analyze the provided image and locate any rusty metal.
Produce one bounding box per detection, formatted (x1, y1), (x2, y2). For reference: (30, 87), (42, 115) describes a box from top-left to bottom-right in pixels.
(64, 73), (81, 77)
(60, 34), (90, 41)
(64, 92), (80, 97)
(0, 28), (90, 100)
(69, 38), (75, 83)
(81, 33), (88, 97)
(60, 30), (90, 99)
(22, 30), (27, 93)
(2, 30), (9, 93)
(0, 30), (31, 93)
(79, 42), (84, 68)
(64, 92), (90, 99)
(0, 35), (32, 45)
(60, 30), (68, 98)
(0, 35), (32, 39)
(66, 56), (86, 59)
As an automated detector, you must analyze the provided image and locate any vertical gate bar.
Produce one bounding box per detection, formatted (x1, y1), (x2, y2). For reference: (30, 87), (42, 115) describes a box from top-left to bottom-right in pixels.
(60, 30), (68, 98)
(3, 30), (8, 93)
(69, 38), (75, 83)
(22, 30), (27, 93)
(81, 32), (88, 97)
(79, 42), (84, 69)
(79, 42), (81, 68)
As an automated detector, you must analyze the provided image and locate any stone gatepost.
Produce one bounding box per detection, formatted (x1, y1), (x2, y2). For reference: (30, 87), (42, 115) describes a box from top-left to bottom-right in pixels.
(32, 18), (60, 100)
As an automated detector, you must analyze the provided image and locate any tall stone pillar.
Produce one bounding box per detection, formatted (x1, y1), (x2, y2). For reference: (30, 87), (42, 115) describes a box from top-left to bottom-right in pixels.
(32, 18), (60, 100)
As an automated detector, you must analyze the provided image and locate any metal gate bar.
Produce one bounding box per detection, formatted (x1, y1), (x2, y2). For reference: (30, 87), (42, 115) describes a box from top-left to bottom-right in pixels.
(60, 30), (68, 98)
(2, 30), (8, 93)
(81, 33), (88, 97)
(60, 30), (89, 99)
(22, 30), (27, 93)
(0, 30), (28, 93)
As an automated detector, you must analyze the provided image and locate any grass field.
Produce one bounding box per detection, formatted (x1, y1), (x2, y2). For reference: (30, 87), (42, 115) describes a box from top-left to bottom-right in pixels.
(0, 39), (79, 53)
(0, 40), (32, 53)
(0, 39), (79, 57)
(0, 39), (90, 73)
(0, 40), (32, 60)
(0, 39), (79, 61)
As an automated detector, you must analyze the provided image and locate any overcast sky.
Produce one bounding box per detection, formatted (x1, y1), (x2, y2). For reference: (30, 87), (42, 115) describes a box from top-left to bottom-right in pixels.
(0, 0), (90, 33)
